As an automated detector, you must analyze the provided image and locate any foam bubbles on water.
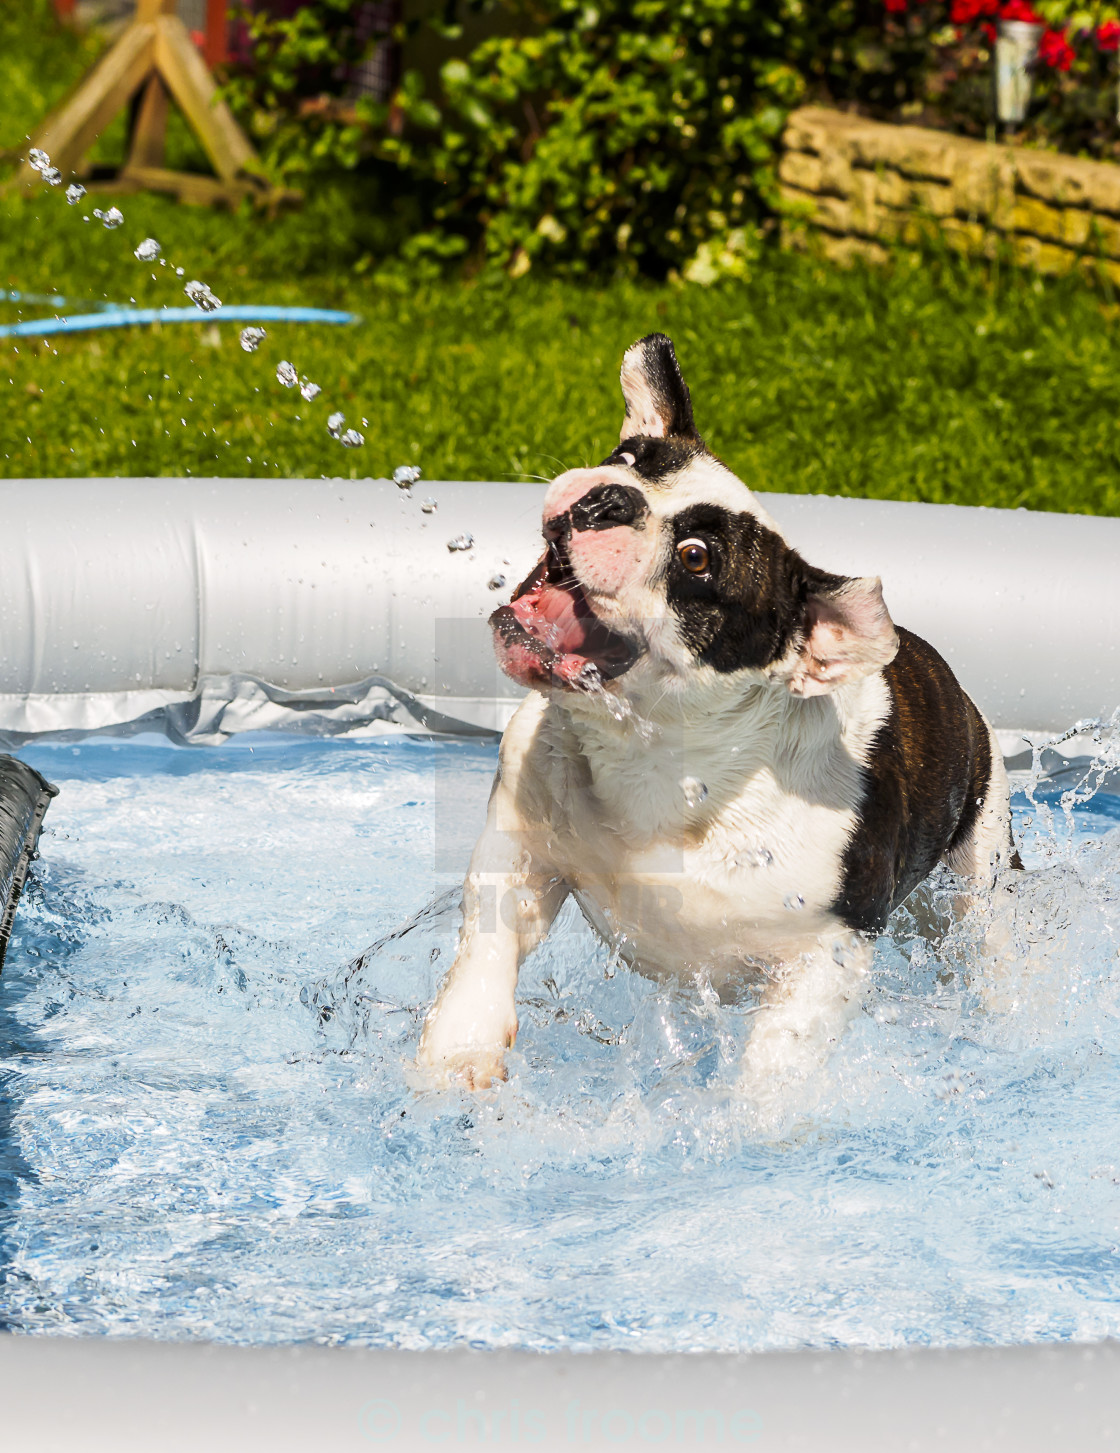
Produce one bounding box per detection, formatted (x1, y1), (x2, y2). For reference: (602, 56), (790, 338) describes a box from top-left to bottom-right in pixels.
(276, 360), (298, 389)
(134, 238), (161, 262)
(239, 327), (266, 353)
(184, 279), (221, 312)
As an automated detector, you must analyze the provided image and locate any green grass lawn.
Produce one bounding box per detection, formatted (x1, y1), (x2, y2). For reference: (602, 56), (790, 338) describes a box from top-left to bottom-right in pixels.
(3, 6), (1120, 511)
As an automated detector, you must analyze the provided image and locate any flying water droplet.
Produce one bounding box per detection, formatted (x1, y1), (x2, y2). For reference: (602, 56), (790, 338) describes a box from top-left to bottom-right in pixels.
(64, 183), (85, 205)
(393, 465), (421, 489)
(327, 412), (345, 439)
(783, 893), (805, 913)
(184, 279), (220, 312)
(28, 148), (50, 172)
(134, 238), (161, 262)
(276, 360), (298, 389)
(340, 428), (364, 448)
(488, 573), (506, 590)
(99, 206), (124, 229)
(447, 533), (474, 553)
(300, 380), (321, 402)
(736, 846), (774, 870)
(681, 777), (708, 808)
(420, 497), (437, 514)
(239, 326), (266, 353)
(175, 266), (185, 277)
(41, 167), (62, 187)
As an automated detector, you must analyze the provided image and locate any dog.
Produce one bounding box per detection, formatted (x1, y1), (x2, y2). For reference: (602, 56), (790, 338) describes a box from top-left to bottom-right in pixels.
(417, 333), (1018, 1099)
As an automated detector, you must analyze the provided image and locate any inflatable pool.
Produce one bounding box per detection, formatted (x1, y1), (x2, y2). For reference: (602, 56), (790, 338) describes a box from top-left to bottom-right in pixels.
(0, 480), (1118, 1451)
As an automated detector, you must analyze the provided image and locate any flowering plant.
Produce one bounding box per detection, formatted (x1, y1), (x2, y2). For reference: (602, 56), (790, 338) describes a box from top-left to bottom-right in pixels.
(854, 0), (1120, 158)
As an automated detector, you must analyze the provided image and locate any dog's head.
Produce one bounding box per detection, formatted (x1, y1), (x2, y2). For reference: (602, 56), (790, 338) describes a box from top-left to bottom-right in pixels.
(491, 334), (898, 706)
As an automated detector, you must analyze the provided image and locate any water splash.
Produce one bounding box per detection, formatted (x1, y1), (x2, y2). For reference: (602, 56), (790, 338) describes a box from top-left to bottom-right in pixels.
(340, 428), (364, 448)
(299, 380), (321, 402)
(93, 207), (124, 230)
(134, 238), (161, 262)
(393, 465), (422, 489)
(327, 412), (345, 439)
(239, 327), (266, 353)
(64, 183), (85, 206)
(184, 279), (221, 312)
(276, 360), (298, 389)
(27, 148), (50, 172)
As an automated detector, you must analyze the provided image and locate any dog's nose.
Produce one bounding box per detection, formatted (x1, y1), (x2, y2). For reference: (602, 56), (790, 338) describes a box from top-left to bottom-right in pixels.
(568, 483), (648, 533)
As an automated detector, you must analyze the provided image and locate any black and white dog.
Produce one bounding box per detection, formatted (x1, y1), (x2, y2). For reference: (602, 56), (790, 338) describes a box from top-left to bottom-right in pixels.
(418, 334), (1018, 1097)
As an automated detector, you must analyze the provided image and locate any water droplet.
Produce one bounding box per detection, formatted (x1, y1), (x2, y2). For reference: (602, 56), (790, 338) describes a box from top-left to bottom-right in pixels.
(488, 573), (506, 590)
(175, 267), (185, 277)
(64, 183), (85, 205)
(340, 428), (364, 448)
(100, 206), (124, 229)
(184, 279), (220, 312)
(28, 148), (50, 172)
(41, 167), (62, 187)
(239, 326), (266, 353)
(783, 893), (805, 913)
(420, 497), (437, 514)
(276, 360), (298, 389)
(393, 465), (421, 489)
(447, 533), (474, 553)
(681, 776), (708, 808)
(327, 411), (345, 438)
(134, 238), (161, 262)
(735, 846), (774, 870)
(576, 661), (602, 689)
(300, 380), (321, 402)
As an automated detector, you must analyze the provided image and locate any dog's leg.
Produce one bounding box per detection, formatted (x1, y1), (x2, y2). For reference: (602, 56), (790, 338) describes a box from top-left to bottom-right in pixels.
(737, 931), (871, 1105)
(417, 806), (568, 1090)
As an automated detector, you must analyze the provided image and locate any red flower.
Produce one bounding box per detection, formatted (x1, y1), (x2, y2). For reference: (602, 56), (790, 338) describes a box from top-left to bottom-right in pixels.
(1098, 18), (1120, 49)
(999, 0), (1043, 21)
(982, 19), (997, 41)
(1039, 25), (1075, 68)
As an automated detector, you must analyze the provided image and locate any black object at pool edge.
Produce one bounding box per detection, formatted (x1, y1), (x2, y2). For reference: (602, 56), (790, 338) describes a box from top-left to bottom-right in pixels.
(0, 757), (57, 973)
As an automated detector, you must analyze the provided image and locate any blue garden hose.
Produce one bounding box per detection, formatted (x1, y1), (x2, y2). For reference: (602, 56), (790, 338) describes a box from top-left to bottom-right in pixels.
(0, 304), (358, 340)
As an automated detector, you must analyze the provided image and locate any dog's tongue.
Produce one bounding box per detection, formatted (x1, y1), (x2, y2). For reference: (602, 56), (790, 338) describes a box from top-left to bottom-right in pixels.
(508, 577), (592, 659)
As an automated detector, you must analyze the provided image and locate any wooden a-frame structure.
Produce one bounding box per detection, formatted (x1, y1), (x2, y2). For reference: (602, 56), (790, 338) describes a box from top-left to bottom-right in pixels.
(13, 0), (286, 208)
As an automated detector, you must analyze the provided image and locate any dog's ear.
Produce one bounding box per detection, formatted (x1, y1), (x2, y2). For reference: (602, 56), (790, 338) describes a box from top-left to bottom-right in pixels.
(785, 573), (899, 698)
(619, 333), (699, 442)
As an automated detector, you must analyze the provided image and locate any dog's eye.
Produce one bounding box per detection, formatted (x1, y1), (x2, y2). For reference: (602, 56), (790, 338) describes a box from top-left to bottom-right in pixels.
(677, 538), (710, 574)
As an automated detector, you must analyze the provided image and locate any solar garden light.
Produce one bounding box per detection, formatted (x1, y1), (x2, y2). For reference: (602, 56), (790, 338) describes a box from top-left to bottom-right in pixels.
(994, 17), (1045, 125)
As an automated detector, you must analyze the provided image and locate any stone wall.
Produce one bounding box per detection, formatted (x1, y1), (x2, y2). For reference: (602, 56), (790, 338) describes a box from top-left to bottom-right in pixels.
(779, 106), (1120, 283)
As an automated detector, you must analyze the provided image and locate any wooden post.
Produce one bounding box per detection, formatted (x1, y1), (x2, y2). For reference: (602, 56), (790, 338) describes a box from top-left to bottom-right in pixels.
(204, 0), (228, 70)
(10, 0), (286, 209)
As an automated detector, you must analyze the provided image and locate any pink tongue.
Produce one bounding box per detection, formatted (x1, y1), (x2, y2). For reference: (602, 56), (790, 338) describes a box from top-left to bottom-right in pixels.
(509, 582), (590, 656)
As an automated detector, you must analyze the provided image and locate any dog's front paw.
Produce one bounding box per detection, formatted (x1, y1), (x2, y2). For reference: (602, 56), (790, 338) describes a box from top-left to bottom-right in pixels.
(415, 997), (517, 1091)
(414, 1045), (511, 1091)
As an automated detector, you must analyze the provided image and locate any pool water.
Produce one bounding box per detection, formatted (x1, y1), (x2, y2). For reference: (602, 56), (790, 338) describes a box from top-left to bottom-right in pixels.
(2, 732), (1120, 1351)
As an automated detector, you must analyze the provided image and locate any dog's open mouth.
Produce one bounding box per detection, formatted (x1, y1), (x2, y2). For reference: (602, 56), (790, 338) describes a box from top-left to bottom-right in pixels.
(489, 539), (639, 691)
